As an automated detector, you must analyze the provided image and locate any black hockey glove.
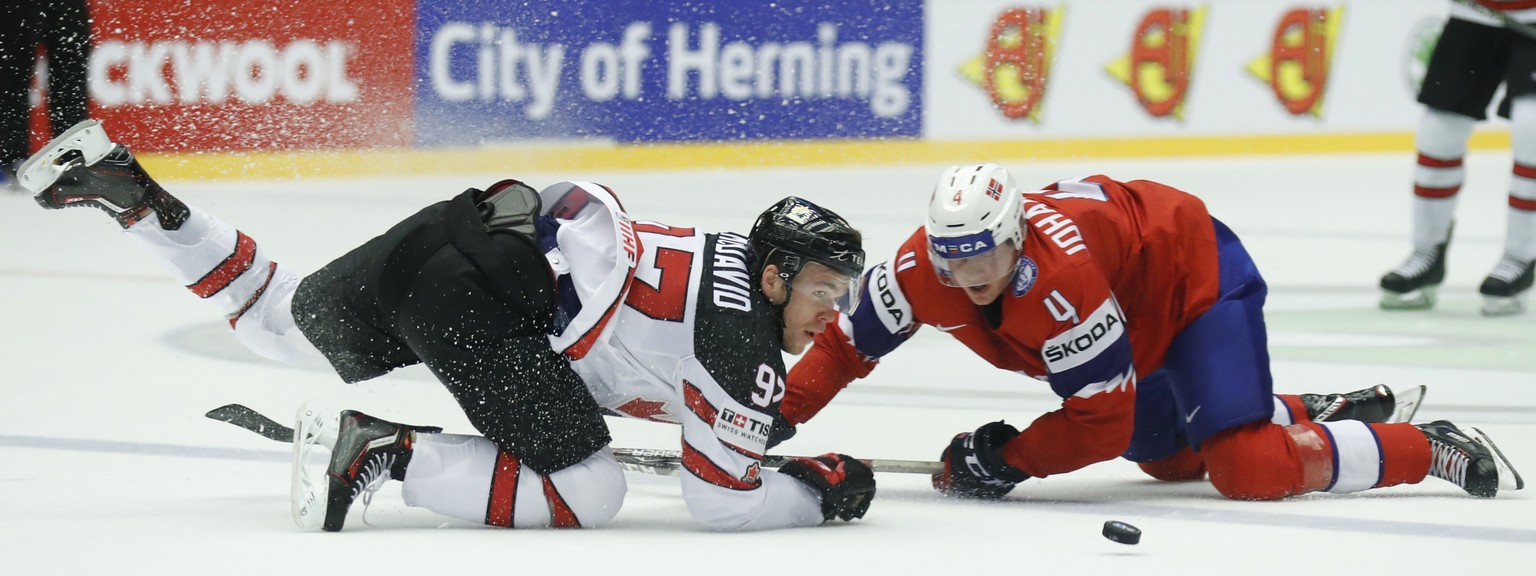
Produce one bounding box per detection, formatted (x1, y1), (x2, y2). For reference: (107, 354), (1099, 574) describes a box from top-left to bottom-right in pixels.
(777, 453), (876, 522)
(932, 421), (1030, 499)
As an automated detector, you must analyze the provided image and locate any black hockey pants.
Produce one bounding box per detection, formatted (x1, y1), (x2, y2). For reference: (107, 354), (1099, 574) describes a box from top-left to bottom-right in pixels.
(292, 184), (610, 474)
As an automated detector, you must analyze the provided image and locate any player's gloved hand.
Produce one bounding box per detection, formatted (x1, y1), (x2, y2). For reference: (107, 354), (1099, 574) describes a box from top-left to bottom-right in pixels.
(767, 412), (797, 449)
(777, 453), (876, 522)
(933, 420), (1030, 499)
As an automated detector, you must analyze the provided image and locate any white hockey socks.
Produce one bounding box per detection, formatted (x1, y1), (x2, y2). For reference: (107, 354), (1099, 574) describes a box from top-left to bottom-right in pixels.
(123, 206), (321, 364)
(1311, 420), (1384, 494)
(1411, 108), (1476, 250)
(1506, 97), (1536, 261)
(124, 206), (273, 317)
(401, 433), (626, 529)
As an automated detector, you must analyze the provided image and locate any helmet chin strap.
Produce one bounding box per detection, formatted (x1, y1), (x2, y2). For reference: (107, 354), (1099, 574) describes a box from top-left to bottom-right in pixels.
(763, 260), (797, 332)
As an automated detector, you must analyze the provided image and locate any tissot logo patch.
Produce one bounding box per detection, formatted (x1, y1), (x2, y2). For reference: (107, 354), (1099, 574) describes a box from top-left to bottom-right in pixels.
(714, 404), (771, 455)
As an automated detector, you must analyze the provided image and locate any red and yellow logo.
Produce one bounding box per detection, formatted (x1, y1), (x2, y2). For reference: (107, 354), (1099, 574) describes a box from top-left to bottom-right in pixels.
(960, 7), (1065, 122)
(1106, 7), (1207, 120)
(1248, 6), (1343, 117)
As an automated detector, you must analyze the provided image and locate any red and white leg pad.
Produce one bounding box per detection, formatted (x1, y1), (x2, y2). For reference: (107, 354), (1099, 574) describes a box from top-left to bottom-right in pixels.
(1204, 420), (1430, 500)
(402, 433), (626, 529)
(124, 206), (271, 315)
(123, 205), (322, 364)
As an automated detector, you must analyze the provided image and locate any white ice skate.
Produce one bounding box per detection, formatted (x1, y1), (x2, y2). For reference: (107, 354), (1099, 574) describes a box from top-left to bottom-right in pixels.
(290, 402), (338, 531)
(14, 119), (114, 195)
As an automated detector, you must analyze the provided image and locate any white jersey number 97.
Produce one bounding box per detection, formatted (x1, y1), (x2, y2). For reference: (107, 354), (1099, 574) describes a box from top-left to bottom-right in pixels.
(751, 364), (786, 408)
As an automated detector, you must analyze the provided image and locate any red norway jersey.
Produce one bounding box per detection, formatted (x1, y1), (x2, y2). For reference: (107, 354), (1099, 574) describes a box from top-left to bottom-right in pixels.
(785, 175), (1221, 477)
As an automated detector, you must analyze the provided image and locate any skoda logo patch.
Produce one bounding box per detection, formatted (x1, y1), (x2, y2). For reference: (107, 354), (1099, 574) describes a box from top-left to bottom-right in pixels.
(1012, 256), (1038, 297)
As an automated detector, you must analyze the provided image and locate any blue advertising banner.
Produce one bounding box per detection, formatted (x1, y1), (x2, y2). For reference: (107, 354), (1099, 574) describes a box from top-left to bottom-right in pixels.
(413, 1), (922, 145)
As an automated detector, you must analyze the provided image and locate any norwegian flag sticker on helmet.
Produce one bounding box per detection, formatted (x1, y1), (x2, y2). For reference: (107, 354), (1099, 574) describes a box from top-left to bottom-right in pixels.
(985, 179), (1003, 201)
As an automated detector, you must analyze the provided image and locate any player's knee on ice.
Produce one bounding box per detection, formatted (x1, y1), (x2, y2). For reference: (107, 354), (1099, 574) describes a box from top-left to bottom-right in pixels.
(402, 434), (626, 528)
(1137, 446), (1207, 482)
(1202, 422), (1305, 501)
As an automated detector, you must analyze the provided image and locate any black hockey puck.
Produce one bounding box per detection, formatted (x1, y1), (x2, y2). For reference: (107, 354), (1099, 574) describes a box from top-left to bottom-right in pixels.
(1102, 520), (1141, 545)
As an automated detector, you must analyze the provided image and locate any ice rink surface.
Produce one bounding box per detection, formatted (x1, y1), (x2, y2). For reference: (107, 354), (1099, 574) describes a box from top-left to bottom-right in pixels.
(1, 151), (1532, 574)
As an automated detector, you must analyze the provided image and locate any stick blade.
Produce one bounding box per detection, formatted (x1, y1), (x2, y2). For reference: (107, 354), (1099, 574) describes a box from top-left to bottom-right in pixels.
(206, 403), (295, 443)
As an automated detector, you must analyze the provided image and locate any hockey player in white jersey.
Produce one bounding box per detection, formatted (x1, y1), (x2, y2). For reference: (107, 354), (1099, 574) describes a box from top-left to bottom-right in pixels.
(1379, 0), (1536, 315)
(21, 120), (877, 532)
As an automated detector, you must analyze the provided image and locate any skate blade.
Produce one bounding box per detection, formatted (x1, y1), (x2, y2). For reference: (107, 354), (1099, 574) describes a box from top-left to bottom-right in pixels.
(1480, 294), (1528, 317)
(1380, 287), (1437, 311)
(290, 402), (328, 531)
(1469, 427), (1525, 494)
(1387, 385), (1426, 424)
(15, 119), (113, 196)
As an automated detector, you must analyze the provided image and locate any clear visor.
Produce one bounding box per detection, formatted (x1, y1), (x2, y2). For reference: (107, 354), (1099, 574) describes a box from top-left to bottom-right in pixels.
(791, 265), (863, 313)
(929, 239), (1021, 288)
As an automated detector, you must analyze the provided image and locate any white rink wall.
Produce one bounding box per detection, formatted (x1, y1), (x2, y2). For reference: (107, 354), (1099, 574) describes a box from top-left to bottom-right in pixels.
(925, 0), (1453, 139)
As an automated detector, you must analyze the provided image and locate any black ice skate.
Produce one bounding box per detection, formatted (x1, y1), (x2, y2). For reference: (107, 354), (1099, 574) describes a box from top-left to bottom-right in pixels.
(321, 411), (418, 532)
(18, 119), (188, 230)
(289, 405), (441, 532)
(1417, 421), (1524, 498)
(1477, 254), (1534, 316)
(1302, 384), (1425, 424)
(1380, 239), (1449, 310)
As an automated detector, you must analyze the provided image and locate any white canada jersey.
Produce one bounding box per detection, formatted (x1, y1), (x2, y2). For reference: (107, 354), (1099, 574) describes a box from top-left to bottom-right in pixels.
(537, 182), (824, 530)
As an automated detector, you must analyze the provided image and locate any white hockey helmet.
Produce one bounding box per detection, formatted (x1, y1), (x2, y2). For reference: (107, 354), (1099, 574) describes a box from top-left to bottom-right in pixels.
(925, 163), (1025, 287)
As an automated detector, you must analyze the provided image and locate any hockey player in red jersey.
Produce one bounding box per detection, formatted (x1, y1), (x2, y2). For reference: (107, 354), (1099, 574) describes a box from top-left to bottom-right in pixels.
(20, 120), (876, 531)
(782, 163), (1524, 501)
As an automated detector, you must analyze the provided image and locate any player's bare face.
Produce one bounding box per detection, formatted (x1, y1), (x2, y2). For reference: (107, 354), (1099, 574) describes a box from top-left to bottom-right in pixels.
(961, 273), (1012, 306)
(776, 263), (852, 354)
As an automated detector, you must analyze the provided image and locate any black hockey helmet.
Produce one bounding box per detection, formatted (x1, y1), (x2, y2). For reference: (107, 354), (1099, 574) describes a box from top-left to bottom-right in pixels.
(749, 196), (866, 309)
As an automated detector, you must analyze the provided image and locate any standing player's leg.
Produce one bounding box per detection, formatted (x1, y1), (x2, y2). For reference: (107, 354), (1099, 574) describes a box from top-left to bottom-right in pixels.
(1479, 37), (1536, 316)
(1382, 19), (1507, 310)
(41, 0), (90, 136)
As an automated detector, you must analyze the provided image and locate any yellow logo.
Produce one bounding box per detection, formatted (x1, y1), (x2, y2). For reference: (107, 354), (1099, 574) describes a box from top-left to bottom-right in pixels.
(960, 7), (1065, 122)
(1247, 6), (1343, 117)
(1106, 7), (1207, 120)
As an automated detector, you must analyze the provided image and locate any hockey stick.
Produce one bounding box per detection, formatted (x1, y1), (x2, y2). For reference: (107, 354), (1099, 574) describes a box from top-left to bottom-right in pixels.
(205, 403), (943, 476)
(1452, 0), (1536, 42)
